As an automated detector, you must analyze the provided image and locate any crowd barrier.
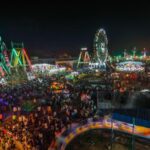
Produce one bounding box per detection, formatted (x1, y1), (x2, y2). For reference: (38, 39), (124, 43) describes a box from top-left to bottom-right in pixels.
(112, 113), (150, 128)
(56, 117), (150, 150)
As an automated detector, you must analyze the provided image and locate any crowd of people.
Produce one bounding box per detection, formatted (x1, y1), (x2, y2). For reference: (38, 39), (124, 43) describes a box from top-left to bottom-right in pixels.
(0, 129), (16, 150)
(0, 76), (100, 150)
(0, 71), (150, 150)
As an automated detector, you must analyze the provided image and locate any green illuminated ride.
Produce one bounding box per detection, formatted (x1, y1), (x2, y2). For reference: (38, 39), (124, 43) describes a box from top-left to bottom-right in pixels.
(0, 36), (32, 79)
(0, 36), (10, 76)
(9, 42), (32, 84)
(10, 42), (32, 70)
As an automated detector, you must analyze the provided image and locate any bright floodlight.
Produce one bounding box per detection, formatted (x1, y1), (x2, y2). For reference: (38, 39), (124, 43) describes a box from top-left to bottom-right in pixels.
(81, 47), (87, 51)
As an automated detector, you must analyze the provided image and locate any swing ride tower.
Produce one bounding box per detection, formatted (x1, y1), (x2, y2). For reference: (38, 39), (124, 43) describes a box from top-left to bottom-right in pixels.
(77, 47), (90, 68)
(9, 42), (32, 84)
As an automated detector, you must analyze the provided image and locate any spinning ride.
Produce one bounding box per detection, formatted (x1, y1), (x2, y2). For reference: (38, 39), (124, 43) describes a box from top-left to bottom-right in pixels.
(116, 61), (145, 72)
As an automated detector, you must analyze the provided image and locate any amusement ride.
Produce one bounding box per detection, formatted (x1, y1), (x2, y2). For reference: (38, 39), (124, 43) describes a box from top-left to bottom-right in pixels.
(77, 28), (150, 72)
(0, 38), (32, 77)
(10, 42), (32, 70)
(77, 28), (110, 71)
(93, 28), (109, 67)
(0, 37), (66, 85)
(0, 28), (150, 150)
(0, 27), (150, 84)
(77, 47), (90, 68)
(0, 36), (10, 76)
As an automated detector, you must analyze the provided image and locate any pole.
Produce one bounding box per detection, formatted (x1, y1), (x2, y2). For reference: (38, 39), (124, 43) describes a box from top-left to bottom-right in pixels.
(131, 117), (135, 150)
(110, 116), (113, 150)
(110, 96), (114, 150)
(96, 87), (99, 110)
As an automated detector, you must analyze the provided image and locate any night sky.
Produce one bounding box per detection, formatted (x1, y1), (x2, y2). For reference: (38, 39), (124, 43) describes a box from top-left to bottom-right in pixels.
(0, 1), (150, 57)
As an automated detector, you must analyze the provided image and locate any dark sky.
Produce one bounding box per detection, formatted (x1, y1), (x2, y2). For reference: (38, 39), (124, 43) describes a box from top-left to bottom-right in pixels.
(0, 1), (150, 57)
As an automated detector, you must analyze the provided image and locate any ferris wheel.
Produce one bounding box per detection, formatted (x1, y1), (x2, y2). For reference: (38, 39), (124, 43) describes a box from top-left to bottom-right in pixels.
(94, 28), (108, 64)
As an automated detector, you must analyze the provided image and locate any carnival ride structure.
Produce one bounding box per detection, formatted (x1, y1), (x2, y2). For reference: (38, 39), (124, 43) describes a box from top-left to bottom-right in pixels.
(77, 47), (90, 68)
(0, 36), (33, 86)
(93, 28), (108, 63)
(57, 118), (150, 150)
(0, 37), (32, 78)
(0, 36), (10, 76)
(112, 47), (150, 63)
(116, 61), (145, 72)
(0, 36), (66, 84)
(10, 42), (32, 70)
(77, 28), (150, 72)
(76, 28), (110, 71)
(91, 28), (109, 69)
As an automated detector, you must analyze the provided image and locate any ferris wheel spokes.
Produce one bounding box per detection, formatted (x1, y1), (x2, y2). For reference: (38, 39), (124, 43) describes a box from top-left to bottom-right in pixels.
(93, 28), (109, 70)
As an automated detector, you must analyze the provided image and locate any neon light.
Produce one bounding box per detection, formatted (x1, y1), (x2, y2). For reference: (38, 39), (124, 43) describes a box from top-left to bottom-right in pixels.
(10, 43), (32, 71)
(23, 48), (32, 69)
(116, 61), (145, 72)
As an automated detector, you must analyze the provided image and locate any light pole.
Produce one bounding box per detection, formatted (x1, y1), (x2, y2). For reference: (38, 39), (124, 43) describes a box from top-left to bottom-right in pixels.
(131, 117), (135, 150)
(96, 87), (99, 109)
(110, 91), (114, 150)
(110, 116), (113, 150)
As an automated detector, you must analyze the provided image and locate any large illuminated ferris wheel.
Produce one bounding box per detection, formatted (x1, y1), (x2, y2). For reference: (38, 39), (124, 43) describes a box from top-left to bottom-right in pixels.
(93, 28), (108, 65)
